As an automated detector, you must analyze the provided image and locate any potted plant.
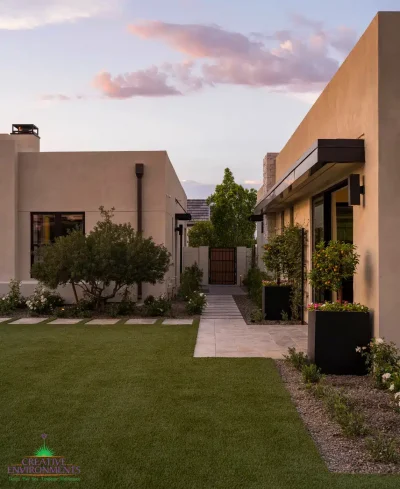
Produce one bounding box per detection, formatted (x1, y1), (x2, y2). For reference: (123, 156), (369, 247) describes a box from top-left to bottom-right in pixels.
(308, 241), (371, 375)
(262, 226), (304, 321)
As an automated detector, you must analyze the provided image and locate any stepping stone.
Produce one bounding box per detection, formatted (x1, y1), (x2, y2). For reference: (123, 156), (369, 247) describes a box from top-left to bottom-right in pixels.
(9, 318), (48, 325)
(162, 319), (194, 325)
(0, 318), (11, 323)
(125, 319), (157, 324)
(49, 319), (82, 325)
(85, 319), (119, 325)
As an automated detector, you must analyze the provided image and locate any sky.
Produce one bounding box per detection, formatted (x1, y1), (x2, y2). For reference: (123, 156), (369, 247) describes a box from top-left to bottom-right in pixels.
(0, 0), (399, 197)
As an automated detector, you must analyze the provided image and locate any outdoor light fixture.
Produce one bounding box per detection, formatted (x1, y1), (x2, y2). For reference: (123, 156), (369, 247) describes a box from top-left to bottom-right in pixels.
(175, 213), (191, 221)
(248, 215), (263, 222)
(348, 174), (365, 206)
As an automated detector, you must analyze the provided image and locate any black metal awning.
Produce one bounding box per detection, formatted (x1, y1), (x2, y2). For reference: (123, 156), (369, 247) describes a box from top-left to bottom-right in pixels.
(255, 139), (365, 213)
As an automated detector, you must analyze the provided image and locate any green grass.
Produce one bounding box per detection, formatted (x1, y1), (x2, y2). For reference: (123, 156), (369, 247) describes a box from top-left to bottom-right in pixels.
(1, 322), (399, 489)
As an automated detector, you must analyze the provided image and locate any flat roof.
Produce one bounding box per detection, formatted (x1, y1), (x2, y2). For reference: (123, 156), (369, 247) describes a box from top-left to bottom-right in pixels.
(255, 139), (365, 213)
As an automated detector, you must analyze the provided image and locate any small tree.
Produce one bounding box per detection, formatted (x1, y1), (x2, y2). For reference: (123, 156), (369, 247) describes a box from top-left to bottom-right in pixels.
(32, 207), (171, 309)
(188, 222), (216, 247)
(263, 225), (304, 319)
(308, 241), (359, 303)
(262, 234), (285, 284)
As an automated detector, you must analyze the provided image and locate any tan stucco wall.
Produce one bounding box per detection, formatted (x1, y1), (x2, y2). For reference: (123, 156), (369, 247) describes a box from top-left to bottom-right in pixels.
(269, 15), (380, 333)
(182, 246), (209, 286)
(377, 12), (400, 344)
(0, 140), (18, 281)
(0, 145), (186, 300)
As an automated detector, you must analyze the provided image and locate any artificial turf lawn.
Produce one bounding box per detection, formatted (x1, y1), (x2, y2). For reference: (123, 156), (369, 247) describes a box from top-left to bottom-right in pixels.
(1, 322), (399, 489)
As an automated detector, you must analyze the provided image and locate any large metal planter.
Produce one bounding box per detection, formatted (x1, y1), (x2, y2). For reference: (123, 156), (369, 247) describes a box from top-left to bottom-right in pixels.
(308, 311), (371, 375)
(262, 286), (292, 321)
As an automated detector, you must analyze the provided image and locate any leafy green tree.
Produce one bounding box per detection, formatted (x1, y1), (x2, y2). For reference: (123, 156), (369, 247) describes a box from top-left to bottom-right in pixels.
(32, 207), (171, 309)
(207, 168), (257, 247)
(308, 241), (359, 303)
(188, 221), (216, 247)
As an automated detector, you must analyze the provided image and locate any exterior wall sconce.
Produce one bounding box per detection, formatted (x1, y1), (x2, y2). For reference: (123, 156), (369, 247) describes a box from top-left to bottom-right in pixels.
(248, 215), (263, 222)
(348, 174), (365, 206)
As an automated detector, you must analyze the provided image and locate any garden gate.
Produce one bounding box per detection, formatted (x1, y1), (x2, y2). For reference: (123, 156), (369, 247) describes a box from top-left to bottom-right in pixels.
(209, 248), (237, 285)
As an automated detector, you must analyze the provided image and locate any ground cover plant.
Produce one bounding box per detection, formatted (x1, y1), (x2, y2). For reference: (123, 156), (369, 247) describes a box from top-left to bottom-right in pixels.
(282, 346), (400, 470)
(1, 324), (400, 488)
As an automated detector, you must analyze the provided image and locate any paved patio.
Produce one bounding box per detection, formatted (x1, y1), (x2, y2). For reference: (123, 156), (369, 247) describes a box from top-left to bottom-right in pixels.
(194, 292), (307, 358)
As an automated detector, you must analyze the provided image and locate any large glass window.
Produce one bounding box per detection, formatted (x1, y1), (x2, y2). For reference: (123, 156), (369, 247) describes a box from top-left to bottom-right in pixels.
(312, 196), (324, 249)
(31, 213), (84, 265)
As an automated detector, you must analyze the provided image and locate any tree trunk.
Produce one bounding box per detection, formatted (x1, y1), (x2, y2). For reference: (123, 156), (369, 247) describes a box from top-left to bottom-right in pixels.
(337, 287), (343, 304)
(71, 282), (79, 304)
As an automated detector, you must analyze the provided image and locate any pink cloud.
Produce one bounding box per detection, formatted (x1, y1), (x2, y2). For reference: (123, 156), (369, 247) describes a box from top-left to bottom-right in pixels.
(92, 68), (182, 98)
(128, 21), (263, 59)
(93, 16), (358, 99)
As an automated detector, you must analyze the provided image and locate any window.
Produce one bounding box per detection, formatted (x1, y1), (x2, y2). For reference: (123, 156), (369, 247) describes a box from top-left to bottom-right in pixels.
(280, 211), (285, 232)
(290, 206), (294, 226)
(31, 213), (85, 265)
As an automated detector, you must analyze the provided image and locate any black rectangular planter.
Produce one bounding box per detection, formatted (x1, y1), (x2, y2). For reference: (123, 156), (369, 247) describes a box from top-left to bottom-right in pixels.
(262, 286), (292, 321)
(308, 311), (371, 375)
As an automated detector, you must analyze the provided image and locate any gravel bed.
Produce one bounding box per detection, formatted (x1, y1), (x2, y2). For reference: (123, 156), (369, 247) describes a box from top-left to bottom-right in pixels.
(276, 360), (400, 474)
(233, 294), (299, 325)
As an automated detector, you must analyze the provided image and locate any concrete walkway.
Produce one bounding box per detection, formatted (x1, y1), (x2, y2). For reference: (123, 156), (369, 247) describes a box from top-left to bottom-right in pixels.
(201, 295), (243, 320)
(194, 291), (308, 358)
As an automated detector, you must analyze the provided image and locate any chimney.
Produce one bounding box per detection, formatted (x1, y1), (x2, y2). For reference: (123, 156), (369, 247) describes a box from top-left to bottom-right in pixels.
(9, 124), (40, 152)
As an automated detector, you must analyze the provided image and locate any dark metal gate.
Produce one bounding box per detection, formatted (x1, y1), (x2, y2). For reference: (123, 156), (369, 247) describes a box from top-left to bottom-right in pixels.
(209, 248), (236, 285)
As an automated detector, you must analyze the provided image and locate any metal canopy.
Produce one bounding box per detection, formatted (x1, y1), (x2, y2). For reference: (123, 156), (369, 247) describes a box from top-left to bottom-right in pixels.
(255, 139), (365, 213)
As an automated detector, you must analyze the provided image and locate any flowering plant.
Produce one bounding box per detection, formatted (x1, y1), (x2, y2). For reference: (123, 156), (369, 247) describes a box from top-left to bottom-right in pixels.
(307, 301), (369, 312)
(308, 241), (359, 303)
(0, 279), (25, 313)
(357, 338), (400, 410)
(144, 295), (172, 316)
(26, 285), (64, 315)
(186, 291), (207, 315)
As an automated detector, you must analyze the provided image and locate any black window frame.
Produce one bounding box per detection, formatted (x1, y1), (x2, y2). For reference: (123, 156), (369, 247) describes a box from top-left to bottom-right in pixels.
(31, 212), (85, 267)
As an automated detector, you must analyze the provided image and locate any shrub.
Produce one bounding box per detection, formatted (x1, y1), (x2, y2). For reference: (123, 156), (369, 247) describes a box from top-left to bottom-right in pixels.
(179, 263), (203, 300)
(114, 298), (136, 316)
(358, 338), (400, 400)
(144, 295), (155, 305)
(308, 301), (369, 312)
(186, 291), (207, 315)
(0, 279), (25, 313)
(323, 386), (367, 437)
(250, 308), (263, 323)
(26, 285), (64, 315)
(245, 267), (268, 309)
(31, 207), (171, 310)
(366, 432), (399, 464)
(145, 296), (172, 317)
(285, 347), (309, 371)
(302, 364), (324, 384)
(308, 241), (359, 303)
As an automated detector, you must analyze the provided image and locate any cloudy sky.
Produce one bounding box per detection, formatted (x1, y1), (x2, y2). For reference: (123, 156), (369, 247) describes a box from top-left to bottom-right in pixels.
(0, 0), (398, 196)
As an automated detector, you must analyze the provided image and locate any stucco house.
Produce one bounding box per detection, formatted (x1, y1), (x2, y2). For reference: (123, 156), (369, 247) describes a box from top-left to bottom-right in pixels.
(254, 12), (400, 346)
(0, 124), (188, 301)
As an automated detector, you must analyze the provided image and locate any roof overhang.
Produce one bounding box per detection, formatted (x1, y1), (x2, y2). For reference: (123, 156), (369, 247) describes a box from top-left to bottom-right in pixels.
(255, 139), (365, 213)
